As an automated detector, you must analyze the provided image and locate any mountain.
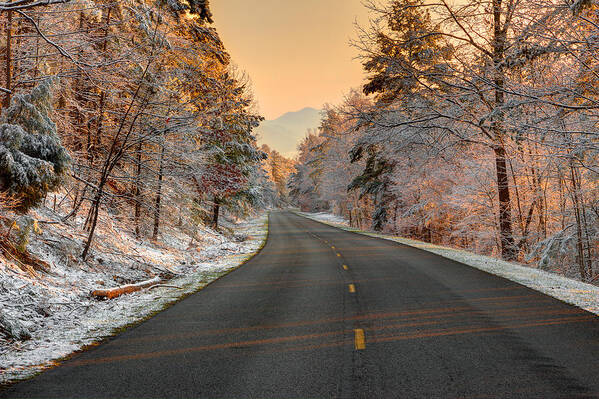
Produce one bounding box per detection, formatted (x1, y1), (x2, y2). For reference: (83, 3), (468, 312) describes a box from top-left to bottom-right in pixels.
(255, 107), (322, 158)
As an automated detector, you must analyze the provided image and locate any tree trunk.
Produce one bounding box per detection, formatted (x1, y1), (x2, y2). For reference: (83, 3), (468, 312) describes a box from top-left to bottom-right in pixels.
(492, 0), (516, 261)
(33, 14), (40, 79)
(570, 161), (587, 280)
(494, 146), (516, 260)
(212, 196), (220, 229)
(82, 182), (104, 260)
(93, 7), (111, 160)
(134, 139), (143, 237)
(4, 10), (12, 108)
(95, 91), (105, 157)
(508, 159), (524, 233)
(152, 142), (165, 240)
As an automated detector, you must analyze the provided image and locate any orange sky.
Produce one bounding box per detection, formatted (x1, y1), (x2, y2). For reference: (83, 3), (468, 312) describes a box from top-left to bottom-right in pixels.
(211, 0), (370, 120)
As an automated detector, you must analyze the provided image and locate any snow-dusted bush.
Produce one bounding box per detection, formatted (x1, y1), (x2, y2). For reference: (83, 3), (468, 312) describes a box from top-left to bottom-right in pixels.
(13, 215), (42, 253)
(0, 79), (70, 212)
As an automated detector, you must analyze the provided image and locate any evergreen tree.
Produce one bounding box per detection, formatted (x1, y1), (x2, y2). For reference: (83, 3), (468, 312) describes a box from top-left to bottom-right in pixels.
(361, 0), (452, 103)
(198, 78), (264, 227)
(348, 145), (394, 231)
(0, 79), (69, 211)
(351, 0), (451, 230)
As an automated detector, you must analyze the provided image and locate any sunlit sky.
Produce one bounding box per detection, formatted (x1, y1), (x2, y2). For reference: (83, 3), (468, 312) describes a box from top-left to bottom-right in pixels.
(211, 0), (370, 120)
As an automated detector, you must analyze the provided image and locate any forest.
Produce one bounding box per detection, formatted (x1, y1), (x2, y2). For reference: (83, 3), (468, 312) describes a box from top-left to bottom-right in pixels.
(0, 0), (283, 267)
(290, 0), (599, 283)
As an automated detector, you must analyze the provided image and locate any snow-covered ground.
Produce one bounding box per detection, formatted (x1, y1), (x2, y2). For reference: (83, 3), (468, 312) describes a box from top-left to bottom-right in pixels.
(299, 211), (349, 226)
(298, 211), (599, 317)
(0, 209), (268, 385)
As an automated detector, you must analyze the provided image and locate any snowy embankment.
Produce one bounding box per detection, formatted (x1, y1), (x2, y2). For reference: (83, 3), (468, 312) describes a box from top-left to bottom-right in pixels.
(0, 210), (268, 385)
(298, 211), (599, 317)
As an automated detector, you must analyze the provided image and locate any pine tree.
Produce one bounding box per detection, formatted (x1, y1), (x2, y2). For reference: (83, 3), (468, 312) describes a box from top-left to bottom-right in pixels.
(198, 77), (264, 227)
(348, 145), (394, 231)
(361, 0), (452, 103)
(0, 79), (69, 211)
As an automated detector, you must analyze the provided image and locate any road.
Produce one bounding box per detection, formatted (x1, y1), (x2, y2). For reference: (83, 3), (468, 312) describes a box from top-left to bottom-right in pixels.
(2, 211), (599, 398)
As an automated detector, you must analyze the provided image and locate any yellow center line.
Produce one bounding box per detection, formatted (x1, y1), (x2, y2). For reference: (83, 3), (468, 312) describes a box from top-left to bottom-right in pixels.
(348, 284), (356, 293)
(354, 329), (366, 350)
(331, 246), (335, 249)
(343, 265), (349, 270)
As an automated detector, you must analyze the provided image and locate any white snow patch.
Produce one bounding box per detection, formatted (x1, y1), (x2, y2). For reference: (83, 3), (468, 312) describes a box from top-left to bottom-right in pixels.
(301, 211), (349, 226)
(298, 211), (599, 317)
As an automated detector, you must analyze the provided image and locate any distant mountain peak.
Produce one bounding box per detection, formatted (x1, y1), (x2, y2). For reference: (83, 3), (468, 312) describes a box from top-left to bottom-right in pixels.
(296, 106), (320, 114)
(256, 107), (322, 157)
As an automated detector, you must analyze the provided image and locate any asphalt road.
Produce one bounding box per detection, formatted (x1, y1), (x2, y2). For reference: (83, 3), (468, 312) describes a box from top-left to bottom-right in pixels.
(2, 211), (599, 398)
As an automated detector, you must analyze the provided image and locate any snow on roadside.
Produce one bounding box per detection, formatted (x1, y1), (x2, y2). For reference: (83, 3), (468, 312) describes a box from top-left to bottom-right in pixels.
(299, 211), (349, 226)
(0, 212), (268, 385)
(298, 211), (599, 317)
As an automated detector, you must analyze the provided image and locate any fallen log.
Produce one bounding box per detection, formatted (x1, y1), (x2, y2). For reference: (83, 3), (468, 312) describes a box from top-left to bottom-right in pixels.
(91, 276), (162, 300)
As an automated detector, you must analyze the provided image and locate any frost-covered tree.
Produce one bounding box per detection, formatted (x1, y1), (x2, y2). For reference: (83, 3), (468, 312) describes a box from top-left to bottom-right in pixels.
(0, 79), (69, 211)
(260, 144), (295, 206)
(197, 76), (265, 228)
(289, 132), (326, 211)
(351, 0), (599, 261)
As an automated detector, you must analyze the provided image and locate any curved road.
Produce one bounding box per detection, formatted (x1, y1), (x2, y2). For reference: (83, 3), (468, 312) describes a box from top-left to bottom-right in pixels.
(2, 211), (599, 398)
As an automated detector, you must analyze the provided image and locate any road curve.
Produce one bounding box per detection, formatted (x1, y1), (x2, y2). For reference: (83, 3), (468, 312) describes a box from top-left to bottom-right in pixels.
(2, 211), (599, 398)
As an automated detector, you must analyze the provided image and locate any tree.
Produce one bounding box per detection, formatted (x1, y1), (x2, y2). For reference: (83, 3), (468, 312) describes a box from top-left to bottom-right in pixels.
(261, 144), (295, 205)
(0, 79), (69, 211)
(197, 76), (264, 228)
(353, 0), (591, 260)
(289, 132), (326, 212)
